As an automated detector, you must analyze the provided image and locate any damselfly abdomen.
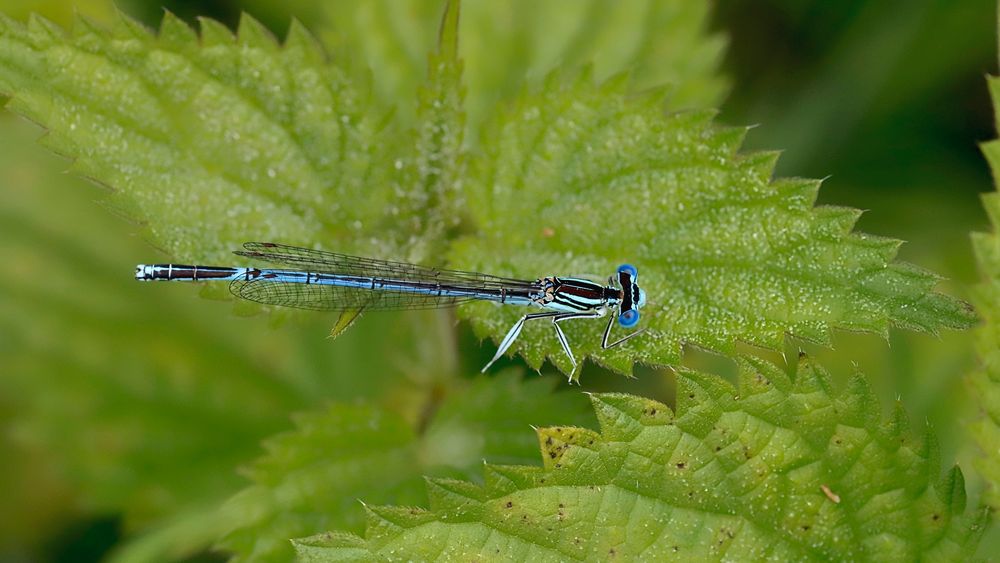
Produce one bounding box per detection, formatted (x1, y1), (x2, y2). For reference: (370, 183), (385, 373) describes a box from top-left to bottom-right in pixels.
(136, 242), (646, 373)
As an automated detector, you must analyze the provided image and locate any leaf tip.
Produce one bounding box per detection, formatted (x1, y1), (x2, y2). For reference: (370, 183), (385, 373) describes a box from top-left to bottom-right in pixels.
(236, 12), (280, 50)
(158, 9), (197, 47)
(938, 465), (968, 514)
(436, 0), (461, 60)
(838, 369), (879, 426)
(285, 17), (327, 64)
(26, 12), (64, 41)
(197, 16), (235, 45)
(111, 9), (151, 40)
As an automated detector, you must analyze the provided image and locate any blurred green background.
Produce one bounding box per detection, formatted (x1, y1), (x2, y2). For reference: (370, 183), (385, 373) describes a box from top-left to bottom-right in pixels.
(0, 0), (996, 560)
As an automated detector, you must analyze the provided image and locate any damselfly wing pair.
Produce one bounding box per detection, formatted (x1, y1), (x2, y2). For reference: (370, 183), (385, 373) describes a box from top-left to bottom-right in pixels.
(135, 242), (646, 373)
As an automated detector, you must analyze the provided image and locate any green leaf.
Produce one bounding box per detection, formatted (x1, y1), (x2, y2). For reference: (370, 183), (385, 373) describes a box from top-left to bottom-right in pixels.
(319, 0), (727, 133)
(216, 372), (595, 562)
(0, 0), (116, 28)
(104, 505), (232, 563)
(0, 116), (284, 524)
(4, 7), (965, 382)
(970, 74), (1000, 510)
(0, 112), (435, 559)
(0, 10), (419, 263)
(453, 72), (976, 377)
(389, 0), (465, 260)
(296, 358), (987, 561)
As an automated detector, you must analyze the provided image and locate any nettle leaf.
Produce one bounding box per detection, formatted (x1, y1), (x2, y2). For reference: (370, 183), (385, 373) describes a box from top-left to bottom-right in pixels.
(970, 74), (1000, 510)
(0, 116), (280, 523)
(387, 0), (465, 260)
(452, 72), (976, 377)
(295, 358), (987, 561)
(0, 0), (115, 27)
(0, 10), (423, 263)
(216, 372), (595, 563)
(2, 5), (965, 381)
(0, 110), (449, 559)
(0, 111), (420, 533)
(320, 0), (727, 132)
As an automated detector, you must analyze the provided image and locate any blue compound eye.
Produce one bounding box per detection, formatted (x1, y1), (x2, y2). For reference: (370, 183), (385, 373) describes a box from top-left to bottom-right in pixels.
(618, 309), (640, 328)
(617, 263), (638, 279)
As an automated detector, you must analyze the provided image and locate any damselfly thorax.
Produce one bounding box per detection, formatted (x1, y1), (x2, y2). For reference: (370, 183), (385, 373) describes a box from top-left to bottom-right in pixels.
(136, 242), (647, 376)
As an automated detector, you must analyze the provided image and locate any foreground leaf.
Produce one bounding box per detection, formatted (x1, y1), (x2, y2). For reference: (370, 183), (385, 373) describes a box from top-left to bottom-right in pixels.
(217, 372), (595, 563)
(297, 358), (987, 561)
(970, 74), (1000, 509)
(453, 72), (976, 376)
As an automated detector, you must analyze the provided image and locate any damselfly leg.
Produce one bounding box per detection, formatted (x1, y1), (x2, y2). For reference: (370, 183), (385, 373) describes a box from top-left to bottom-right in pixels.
(602, 313), (646, 349)
(483, 309), (633, 380)
(482, 311), (563, 373)
(552, 311), (604, 375)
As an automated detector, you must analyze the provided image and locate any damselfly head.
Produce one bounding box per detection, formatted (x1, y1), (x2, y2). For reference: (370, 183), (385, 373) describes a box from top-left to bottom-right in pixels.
(617, 263), (638, 279)
(615, 263), (645, 327)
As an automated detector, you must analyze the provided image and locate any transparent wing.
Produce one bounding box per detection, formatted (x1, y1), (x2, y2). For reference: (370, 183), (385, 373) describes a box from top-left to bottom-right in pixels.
(235, 242), (535, 286)
(229, 278), (480, 311)
(229, 242), (538, 312)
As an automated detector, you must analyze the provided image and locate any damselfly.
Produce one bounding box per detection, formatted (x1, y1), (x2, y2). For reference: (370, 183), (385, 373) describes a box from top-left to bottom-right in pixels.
(135, 242), (647, 373)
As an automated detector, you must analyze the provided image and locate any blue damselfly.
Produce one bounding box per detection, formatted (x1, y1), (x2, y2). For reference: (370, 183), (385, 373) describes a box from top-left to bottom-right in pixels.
(135, 242), (647, 373)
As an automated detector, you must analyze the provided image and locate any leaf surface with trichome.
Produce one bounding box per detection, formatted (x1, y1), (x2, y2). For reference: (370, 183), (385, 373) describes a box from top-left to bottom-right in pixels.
(217, 372), (594, 563)
(319, 0), (727, 133)
(970, 74), (1000, 510)
(453, 72), (975, 376)
(0, 8), (971, 378)
(0, 110), (438, 559)
(296, 358), (987, 561)
(0, 11), (412, 263)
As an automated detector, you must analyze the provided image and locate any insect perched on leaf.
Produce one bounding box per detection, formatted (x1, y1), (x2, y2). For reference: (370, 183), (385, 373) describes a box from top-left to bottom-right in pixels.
(136, 242), (646, 375)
